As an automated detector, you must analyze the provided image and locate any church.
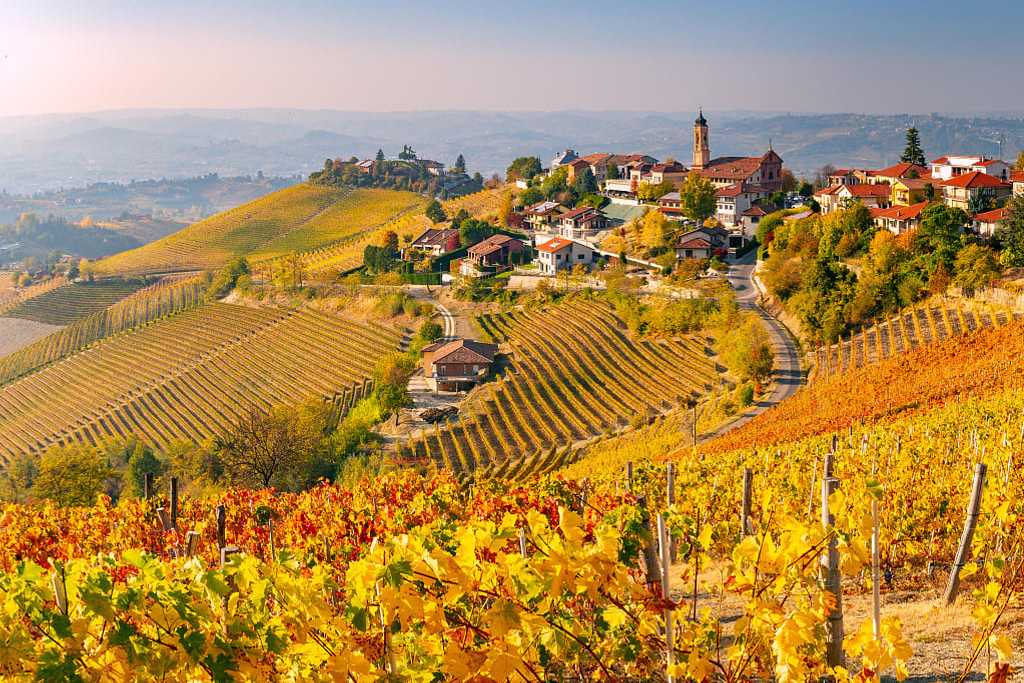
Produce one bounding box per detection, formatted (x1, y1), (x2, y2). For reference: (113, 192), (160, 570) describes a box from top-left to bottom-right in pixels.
(690, 109), (784, 192)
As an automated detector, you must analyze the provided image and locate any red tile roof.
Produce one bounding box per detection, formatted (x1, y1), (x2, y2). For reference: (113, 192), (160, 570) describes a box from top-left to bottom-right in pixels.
(869, 162), (929, 179)
(536, 237), (574, 254)
(842, 184), (892, 198)
(412, 228), (459, 247)
(871, 201), (929, 221)
(1011, 171), (1024, 183)
(814, 185), (842, 196)
(973, 207), (1008, 223)
(741, 205), (768, 217)
(426, 339), (498, 365)
(677, 238), (711, 250)
(698, 156), (763, 181)
(941, 171), (1010, 189)
(930, 156), (949, 165)
(559, 206), (599, 220)
(467, 234), (521, 256)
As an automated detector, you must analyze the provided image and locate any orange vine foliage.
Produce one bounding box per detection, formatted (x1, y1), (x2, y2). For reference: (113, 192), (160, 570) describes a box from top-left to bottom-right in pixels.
(705, 317), (1024, 454)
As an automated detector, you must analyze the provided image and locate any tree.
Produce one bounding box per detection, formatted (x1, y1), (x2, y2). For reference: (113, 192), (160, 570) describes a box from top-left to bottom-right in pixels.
(458, 218), (494, 247)
(34, 444), (112, 506)
(497, 191), (513, 227)
(376, 149), (385, 162)
(900, 127), (926, 166)
(453, 154), (466, 174)
(637, 180), (674, 202)
(998, 194), (1024, 267)
(214, 406), (322, 489)
(640, 210), (673, 252)
(505, 156), (542, 182)
(953, 244), (1002, 290)
(679, 172), (716, 221)
(606, 163), (620, 180)
(540, 167), (568, 199)
(798, 181), (814, 198)
(780, 169), (797, 193)
(1014, 151), (1024, 172)
(425, 199), (447, 224)
(572, 167), (598, 196)
(915, 203), (967, 271)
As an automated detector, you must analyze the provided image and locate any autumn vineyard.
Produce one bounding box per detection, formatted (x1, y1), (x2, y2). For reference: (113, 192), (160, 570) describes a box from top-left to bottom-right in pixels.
(1, 178), (1024, 682)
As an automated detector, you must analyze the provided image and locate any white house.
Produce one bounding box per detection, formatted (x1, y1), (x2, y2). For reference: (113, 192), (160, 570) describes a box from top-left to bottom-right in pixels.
(930, 155), (1011, 182)
(973, 207), (1007, 237)
(551, 149), (578, 170)
(815, 183), (891, 214)
(534, 235), (597, 274)
(870, 202), (928, 236)
(715, 182), (768, 227)
(1013, 171), (1024, 197)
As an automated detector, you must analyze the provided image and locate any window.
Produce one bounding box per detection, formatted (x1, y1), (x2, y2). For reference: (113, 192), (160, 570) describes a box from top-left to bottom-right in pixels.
(577, 254), (585, 260)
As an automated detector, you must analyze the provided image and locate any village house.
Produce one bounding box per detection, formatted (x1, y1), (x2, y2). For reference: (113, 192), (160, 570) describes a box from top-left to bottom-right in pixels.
(931, 156), (1012, 182)
(421, 338), (498, 393)
(557, 206), (606, 240)
(715, 182), (769, 228)
(658, 192), (684, 219)
(355, 159), (375, 174)
(827, 168), (864, 186)
(534, 236), (597, 275)
(866, 162), (930, 185)
(973, 207), (1008, 237)
(815, 183), (891, 214)
(407, 228), (460, 258)
(940, 171), (1012, 212)
(564, 158), (592, 183)
(580, 153), (657, 182)
(523, 200), (568, 231)
(551, 149), (578, 170)
(1013, 171), (1024, 197)
(870, 202), (929, 235)
(460, 234), (526, 277)
(419, 159), (446, 177)
(674, 226), (729, 261)
(891, 177), (937, 206)
(740, 205), (768, 238)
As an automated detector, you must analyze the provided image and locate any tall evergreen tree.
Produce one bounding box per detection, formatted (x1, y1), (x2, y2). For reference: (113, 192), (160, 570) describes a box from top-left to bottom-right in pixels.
(453, 154), (466, 174)
(376, 149), (385, 162)
(900, 128), (926, 166)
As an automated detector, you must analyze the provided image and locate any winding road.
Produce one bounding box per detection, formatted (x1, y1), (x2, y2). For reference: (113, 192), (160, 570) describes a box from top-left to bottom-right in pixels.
(703, 252), (804, 438)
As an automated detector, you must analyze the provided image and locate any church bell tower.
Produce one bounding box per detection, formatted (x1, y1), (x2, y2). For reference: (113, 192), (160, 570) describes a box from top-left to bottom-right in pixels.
(692, 108), (710, 170)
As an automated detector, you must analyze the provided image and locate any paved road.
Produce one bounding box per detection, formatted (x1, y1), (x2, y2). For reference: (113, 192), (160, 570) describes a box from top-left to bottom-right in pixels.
(704, 252), (804, 439)
(433, 302), (458, 340)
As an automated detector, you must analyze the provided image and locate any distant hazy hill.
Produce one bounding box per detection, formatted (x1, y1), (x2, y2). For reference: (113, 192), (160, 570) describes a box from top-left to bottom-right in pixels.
(2, 109), (1022, 192)
(92, 184), (425, 276)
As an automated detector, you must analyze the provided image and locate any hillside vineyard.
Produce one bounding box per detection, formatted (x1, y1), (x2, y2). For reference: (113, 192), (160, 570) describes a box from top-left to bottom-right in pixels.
(400, 298), (717, 472)
(815, 297), (1022, 376)
(0, 303), (400, 460)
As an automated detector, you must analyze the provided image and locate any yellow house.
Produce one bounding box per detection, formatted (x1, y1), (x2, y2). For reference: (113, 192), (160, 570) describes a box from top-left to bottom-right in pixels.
(891, 177), (937, 206)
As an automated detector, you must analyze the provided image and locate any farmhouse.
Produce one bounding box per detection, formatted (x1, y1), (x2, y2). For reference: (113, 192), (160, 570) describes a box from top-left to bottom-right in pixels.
(460, 234), (525, 277)
(715, 182), (769, 228)
(408, 228), (460, 257)
(815, 183), (891, 214)
(534, 236), (597, 274)
(866, 162), (929, 185)
(1012, 171), (1024, 197)
(421, 338), (498, 393)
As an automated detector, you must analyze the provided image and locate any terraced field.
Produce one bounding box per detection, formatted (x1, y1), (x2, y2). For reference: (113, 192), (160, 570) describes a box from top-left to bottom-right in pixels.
(0, 277), (206, 385)
(0, 277), (67, 317)
(0, 303), (401, 461)
(1, 280), (146, 325)
(276, 186), (513, 280)
(398, 297), (718, 474)
(92, 184), (347, 275)
(814, 297), (1022, 376)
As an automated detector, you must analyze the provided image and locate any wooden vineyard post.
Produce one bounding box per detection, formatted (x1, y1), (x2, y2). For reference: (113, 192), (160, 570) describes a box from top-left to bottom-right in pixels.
(185, 531), (200, 557)
(216, 504), (226, 553)
(519, 527), (528, 559)
(636, 496), (661, 588)
(268, 518), (276, 561)
(666, 464), (677, 561)
(740, 468), (753, 536)
(943, 463), (987, 605)
(626, 461), (634, 493)
(143, 472), (153, 500)
(821, 466), (844, 668)
(871, 450), (881, 639)
(657, 513), (675, 683)
(169, 477), (179, 530)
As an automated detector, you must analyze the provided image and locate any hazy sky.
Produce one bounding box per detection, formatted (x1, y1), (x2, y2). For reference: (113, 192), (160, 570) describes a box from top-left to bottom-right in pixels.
(3, 0), (1024, 117)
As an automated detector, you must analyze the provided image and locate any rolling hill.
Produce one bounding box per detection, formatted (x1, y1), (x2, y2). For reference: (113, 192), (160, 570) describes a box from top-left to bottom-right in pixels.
(92, 184), (427, 276)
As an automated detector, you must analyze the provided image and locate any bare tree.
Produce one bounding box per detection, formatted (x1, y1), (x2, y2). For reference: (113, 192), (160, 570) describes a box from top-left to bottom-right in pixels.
(215, 406), (320, 489)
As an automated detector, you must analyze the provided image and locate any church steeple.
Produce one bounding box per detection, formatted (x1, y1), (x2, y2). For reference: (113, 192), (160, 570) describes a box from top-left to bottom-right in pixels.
(692, 108), (710, 170)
